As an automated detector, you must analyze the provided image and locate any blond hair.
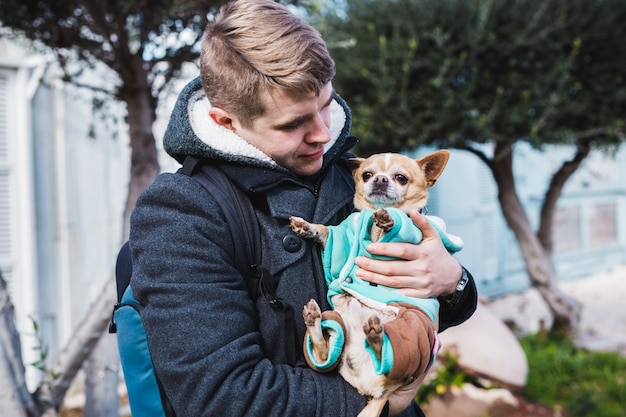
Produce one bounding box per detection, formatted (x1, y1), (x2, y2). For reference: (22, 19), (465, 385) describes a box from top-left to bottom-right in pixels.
(200, 0), (335, 127)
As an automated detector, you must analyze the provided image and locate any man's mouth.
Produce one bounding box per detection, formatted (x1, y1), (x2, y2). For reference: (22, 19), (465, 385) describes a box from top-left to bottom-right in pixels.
(302, 148), (324, 160)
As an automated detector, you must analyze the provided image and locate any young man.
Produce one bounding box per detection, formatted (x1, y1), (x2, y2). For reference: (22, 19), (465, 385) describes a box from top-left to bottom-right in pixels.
(129, 0), (477, 415)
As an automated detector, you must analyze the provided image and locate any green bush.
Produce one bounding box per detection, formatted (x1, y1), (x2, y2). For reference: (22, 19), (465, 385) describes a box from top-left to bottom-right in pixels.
(521, 333), (626, 417)
(416, 351), (477, 403)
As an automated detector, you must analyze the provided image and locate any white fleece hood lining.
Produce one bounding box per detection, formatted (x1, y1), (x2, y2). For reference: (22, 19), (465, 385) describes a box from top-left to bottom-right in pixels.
(188, 89), (346, 165)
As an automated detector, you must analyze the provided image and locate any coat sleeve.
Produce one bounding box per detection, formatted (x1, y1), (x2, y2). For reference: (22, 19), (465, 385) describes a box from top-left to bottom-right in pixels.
(129, 173), (367, 417)
(438, 268), (478, 332)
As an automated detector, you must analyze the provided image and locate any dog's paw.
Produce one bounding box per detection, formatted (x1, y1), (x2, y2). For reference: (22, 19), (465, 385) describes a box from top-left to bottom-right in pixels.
(289, 217), (329, 248)
(373, 209), (394, 232)
(289, 216), (316, 238)
(363, 315), (384, 359)
(303, 298), (322, 328)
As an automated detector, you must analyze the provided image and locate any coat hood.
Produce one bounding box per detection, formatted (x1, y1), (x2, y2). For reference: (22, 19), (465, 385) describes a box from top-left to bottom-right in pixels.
(163, 77), (353, 172)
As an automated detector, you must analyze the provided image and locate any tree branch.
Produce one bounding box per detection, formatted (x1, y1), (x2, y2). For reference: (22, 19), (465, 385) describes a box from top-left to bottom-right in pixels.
(456, 143), (493, 170)
(537, 139), (591, 253)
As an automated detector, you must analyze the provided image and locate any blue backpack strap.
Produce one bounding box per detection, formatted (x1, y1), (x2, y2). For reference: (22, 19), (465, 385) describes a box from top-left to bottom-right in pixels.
(184, 156), (261, 280)
(114, 241), (132, 304)
(188, 158), (297, 366)
(115, 286), (169, 417)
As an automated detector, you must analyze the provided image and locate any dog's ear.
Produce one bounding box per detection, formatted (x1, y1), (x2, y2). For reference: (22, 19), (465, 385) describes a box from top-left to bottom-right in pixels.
(347, 158), (365, 173)
(417, 150), (450, 187)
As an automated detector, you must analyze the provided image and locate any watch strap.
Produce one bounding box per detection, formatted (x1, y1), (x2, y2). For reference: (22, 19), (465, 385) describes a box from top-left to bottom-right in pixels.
(442, 267), (469, 306)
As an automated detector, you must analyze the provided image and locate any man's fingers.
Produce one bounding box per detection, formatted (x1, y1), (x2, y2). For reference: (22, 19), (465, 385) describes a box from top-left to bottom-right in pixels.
(410, 210), (437, 239)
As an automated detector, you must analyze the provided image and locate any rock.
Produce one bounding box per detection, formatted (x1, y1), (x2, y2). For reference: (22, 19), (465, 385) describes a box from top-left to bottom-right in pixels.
(437, 302), (528, 390)
(422, 384), (518, 417)
(486, 288), (553, 334)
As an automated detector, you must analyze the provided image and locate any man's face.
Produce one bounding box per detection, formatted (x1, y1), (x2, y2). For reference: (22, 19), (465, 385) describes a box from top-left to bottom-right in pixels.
(228, 82), (334, 177)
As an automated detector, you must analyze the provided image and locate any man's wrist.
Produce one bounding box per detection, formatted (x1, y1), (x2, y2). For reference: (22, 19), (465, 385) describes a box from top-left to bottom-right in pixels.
(441, 267), (469, 306)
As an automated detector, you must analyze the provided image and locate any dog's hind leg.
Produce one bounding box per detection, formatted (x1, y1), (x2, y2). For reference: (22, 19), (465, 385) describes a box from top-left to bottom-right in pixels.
(363, 315), (384, 360)
(303, 299), (329, 363)
(358, 397), (388, 417)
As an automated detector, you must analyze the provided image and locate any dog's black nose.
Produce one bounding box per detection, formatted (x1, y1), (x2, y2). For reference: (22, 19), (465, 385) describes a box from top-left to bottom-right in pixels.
(371, 175), (389, 193)
(373, 175), (388, 184)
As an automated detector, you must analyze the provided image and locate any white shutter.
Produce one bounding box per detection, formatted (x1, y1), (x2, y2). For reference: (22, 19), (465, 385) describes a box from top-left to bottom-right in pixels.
(0, 71), (14, 291)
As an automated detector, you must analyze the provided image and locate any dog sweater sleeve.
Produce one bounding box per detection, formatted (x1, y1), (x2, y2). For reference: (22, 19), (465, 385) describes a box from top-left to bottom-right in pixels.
(303, 311), (346, 372)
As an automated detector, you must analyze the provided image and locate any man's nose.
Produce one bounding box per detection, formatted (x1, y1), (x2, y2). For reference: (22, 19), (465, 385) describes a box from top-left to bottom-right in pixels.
(307, 113), (331, 144)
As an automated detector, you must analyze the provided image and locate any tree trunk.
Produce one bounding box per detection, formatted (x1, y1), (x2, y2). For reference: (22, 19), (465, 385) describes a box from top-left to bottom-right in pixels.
(120, 70), (161, 238)
(537, 140), (591, 253)
(82, 67), (160, 416)
(0, 272), (39, 417)
(489, 143), (582, 336)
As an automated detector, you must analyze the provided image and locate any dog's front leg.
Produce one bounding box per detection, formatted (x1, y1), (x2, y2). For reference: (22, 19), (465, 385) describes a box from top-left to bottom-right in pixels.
(303, 299), (330, 364)
(371, 208), (394, 243)
(289, 216), (329, 248)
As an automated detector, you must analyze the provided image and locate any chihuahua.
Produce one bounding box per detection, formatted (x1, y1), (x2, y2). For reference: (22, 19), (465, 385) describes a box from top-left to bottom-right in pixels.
(289, 150), (462, 417)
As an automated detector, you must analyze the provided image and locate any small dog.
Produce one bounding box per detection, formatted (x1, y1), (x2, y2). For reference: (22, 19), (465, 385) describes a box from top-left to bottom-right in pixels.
(289, 150), (463, 417)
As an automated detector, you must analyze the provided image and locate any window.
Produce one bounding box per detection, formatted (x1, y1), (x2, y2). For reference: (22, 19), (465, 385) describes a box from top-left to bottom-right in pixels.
(553, 206), (581, 252)
(588, 203), (617, 247)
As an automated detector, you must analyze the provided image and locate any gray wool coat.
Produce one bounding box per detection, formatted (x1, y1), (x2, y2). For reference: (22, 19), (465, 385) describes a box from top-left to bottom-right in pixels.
(129, 77), (477, 417)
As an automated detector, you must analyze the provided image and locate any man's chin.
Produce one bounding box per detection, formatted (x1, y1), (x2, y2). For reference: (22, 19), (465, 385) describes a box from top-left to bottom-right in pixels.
(293, 159), (324, 177)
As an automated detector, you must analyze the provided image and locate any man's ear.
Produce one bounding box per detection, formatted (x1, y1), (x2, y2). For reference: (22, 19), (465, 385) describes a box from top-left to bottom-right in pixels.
(209, 107), (236, 132)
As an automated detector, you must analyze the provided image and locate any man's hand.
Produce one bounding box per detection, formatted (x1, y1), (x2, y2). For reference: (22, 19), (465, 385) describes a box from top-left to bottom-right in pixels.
(354, 210), (462, 298)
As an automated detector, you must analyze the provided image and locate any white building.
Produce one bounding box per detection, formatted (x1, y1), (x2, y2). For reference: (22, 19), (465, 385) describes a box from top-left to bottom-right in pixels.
(0, 38), (129, 385)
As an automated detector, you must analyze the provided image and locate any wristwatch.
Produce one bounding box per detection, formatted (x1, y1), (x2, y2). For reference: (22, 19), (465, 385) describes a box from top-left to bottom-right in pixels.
(442, 267), (469, 306)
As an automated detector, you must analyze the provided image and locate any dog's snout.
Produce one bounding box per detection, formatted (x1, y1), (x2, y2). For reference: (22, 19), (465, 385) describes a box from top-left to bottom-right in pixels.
(373, 175), (388, 185)
(370, 175), (390, 194)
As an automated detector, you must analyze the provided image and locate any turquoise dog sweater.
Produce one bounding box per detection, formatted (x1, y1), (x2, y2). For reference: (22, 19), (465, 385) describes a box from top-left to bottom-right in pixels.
(305, 208), (463, 374)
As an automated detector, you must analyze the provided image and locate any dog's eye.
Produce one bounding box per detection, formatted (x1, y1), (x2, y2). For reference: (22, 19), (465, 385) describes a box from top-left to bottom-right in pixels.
(362, 172), (373, 182)
(395, 174), (409, 185)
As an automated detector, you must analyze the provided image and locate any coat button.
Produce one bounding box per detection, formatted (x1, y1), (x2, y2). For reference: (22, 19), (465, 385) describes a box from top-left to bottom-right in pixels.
(282, 233), (302, 252)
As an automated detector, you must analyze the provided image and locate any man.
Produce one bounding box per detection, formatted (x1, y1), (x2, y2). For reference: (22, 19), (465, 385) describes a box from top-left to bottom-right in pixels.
(129, 0), (476, 415)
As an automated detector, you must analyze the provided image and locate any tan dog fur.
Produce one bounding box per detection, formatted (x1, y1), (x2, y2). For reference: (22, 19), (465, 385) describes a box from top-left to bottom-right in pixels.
(289, 150), (450, 417)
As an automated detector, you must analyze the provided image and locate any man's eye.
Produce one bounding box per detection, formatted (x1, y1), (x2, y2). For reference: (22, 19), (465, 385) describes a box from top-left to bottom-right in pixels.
(279, 123), (300, 131)
(362, 172), (373, 181)
(395, 174), (408, 185)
